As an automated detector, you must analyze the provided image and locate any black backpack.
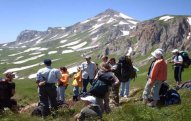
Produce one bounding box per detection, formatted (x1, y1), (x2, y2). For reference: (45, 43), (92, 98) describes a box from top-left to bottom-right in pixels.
(160, 89), (181, 105)
(117, 56), (137, 81)
(179, 51), (191, 68)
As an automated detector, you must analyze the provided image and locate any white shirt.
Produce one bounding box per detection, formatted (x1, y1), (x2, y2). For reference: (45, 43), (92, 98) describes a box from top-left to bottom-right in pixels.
(173, 55), (183, 63)
(36, 66), (61, 83)
(81, 61), (97, 79)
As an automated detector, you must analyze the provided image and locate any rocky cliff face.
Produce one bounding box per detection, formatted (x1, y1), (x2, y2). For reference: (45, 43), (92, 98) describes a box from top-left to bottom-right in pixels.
(130, 15), (191, 54)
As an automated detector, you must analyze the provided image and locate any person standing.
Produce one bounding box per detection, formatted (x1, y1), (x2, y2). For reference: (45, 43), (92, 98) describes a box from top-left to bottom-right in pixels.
(57, 67), (69, 105)
(81, 55), (97, 92)
(142, 49), (167, 107)
(72, 67), (83, 101)
(171, 49), (183, 86)
(36, 59), (61, 117)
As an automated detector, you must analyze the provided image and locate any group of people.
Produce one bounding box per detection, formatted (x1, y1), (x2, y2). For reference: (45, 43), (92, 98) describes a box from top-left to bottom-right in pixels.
(0, 48), (186, 120)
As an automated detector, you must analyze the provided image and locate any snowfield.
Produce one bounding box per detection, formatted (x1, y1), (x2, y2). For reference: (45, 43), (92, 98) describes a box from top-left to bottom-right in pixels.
(159, 16), (174, 21)
(121, 30), (129, 36)
(13, 54), (45, 64)
(76, 45), (99, 51)
(48, 51), (57, 55)
(57, 40), (81, 48)
(107, 18), (116, 24)
(68, 41), (87, 50)
(8, 52), (25, 57)
(60, 40), (67, 44)
(62, 50), (74, 54)
(29, 52), (42, 55)
(119, 21), (129, 25)
(15, 56), (24, 60)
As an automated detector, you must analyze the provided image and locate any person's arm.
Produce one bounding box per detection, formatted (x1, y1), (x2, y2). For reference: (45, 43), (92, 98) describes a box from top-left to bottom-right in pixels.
(149, 61), (160, 86)
(112, 73), (120, 85)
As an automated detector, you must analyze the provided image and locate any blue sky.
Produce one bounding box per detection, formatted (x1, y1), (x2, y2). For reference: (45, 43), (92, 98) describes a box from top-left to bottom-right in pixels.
(0, 0), (191, 44)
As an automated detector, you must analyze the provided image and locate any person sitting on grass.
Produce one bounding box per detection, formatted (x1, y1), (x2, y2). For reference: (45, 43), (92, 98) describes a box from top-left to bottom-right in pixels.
(75, 95), (102, 121)
(0, 72), (18, 113)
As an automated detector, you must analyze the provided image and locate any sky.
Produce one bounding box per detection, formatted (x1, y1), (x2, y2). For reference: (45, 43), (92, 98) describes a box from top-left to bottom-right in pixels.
(0, 0), (191, 44)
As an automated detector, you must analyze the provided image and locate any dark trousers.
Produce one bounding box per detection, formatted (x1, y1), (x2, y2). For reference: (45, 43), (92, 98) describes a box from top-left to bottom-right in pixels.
(174, 66), (182, 83)
(0, 99), (17, 110)
(82, 77), (93, 92)
(39, 84), (57, 117)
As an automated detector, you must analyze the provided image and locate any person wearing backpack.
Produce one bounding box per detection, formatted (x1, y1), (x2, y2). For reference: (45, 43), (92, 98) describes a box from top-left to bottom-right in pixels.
(90, 63), (119, 113)
(0, 72), (18, 113)
(57, 67), (69, 105)
(36, 59), (61, 118)
(142, 49), (167, 107)
(171, 49), (183, 86)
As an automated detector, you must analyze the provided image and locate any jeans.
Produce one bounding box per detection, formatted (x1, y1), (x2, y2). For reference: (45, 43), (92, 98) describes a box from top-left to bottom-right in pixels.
(57, 86), (66, 102)
(120, 80), (130, 97)
(82, 78), (93, 92)
(174, 66), (182, 82)
(73, 86), (80, 96)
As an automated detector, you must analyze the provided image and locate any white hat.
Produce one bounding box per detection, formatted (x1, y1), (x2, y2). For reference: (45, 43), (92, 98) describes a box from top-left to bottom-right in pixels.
(156, 48), (164, 54)
(151, 50), (163, 59)
(172, 49), (179, 53)
(83, 55), (91, 59)
(81, 96), (96, 104)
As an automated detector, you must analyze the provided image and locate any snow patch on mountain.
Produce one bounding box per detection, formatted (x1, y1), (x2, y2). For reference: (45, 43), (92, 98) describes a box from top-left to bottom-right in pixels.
(48, 51), (57, 55)
(29, 36), (41, 42)
(107, 18), (116, 24)
(49, 34), (58, 40)
(24, 47), (41, 52)
(39, 48), (48, 51)
(118, 13), (133, 19)
(15, 56), (24, 60)
(76, 45), (99, 51)
(187, 32), (191, 40)
(60, 40), (67, 44)
(81, 19), (90, 24)
(57, 40), (81, 48)
(128, 20), (138, 25)
(91, 23), (104, 31)
(159, 16), (174, 21)
(29, 52), (42, 55)
(187, 17), (191, 25)
(36, 38), (44, 44)
(57, 34), (69, 39)
(119, 21), (129, 25)
(28, 73), (37, 79)
(62, 50), (74, 54)
(8, 52), (25, 57)
(121, 30), (129, 36)
(2, 44), (7, 47)
(68, 41), (87, 50)
(13, 54), (45, 64)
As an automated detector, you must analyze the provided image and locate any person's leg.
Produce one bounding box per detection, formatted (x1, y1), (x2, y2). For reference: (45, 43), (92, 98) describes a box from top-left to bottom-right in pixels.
(178, 66), (182, 85)
(96, 97), (104, 113)
(149, 81), (162, 107)
(110, 83), (120, 106)
(120, 82), (125, 97)
(124, 80), (130, 97)
(8, 99), (18, 113)
(82, 78), (88, 92)
(39, 86), (50, 117)
(142, 80), (152, 104)
(48, 85), (58, 111)
(174, 67), (179, 86)
(104, 91), (111, 113)
(73, 86), (79, 101)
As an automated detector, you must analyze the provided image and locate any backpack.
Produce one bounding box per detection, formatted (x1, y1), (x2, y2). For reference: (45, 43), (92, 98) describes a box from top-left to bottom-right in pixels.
(179, 51), (191, 68)
(0, 80), (15, 100)
(160, 89), (181, 106)
(117, 56), (137, 81)
(89, 72), (114, 98)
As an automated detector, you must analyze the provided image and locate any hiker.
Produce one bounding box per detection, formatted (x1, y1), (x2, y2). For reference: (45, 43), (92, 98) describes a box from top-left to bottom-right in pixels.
(101, 56), (109, 63)
(74, 95), (102, 121)
(92, 63), (119, 113)
(108, 58), (120, 106)
(72, 67), (83, 101)
(171, 49), (183, 86)
(0, 72), (18, 113)
(36, 59), (61, 117)
(80, 55), (97, 92)
(142, 49), (167, 107)
(57, 67), (69, 105)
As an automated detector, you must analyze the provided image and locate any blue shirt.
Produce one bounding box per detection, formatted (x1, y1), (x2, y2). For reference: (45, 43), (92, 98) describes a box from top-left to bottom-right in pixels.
(36, 66), (61, 83)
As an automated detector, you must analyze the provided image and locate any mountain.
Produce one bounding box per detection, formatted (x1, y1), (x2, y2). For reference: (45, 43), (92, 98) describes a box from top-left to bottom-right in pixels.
(130, 15), (191, 55)
(0, 9), (139, 50)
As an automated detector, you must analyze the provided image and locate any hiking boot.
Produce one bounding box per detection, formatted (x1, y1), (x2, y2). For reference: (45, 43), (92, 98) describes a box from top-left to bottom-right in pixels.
(147, 101), (157, 107)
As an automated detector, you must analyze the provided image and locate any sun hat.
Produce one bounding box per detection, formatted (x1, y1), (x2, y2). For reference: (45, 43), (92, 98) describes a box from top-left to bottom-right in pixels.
(81, 95), (96, 104)
(171, 49), (179, 53)
(151, 50), (163, 59)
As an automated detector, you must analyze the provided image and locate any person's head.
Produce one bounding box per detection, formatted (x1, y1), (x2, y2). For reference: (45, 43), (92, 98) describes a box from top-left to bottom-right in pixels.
(60, 67), (67, 73)
(5, 72), (15, 81)
(81, 95), (96, 106)
(151, 49), (163, 60)
(44, 59), (52, 66)
(84, 55), (91, 63)
(102, 56), (108, 63)
(100, 62), (111, 72)
(109, 58), (116, 65)
(172, 49), (179, 55)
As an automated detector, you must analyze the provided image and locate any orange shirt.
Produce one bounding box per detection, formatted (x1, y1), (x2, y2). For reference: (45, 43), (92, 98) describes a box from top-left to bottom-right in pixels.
(60, 72), (69, 86)
(150, 59), (167, 83)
